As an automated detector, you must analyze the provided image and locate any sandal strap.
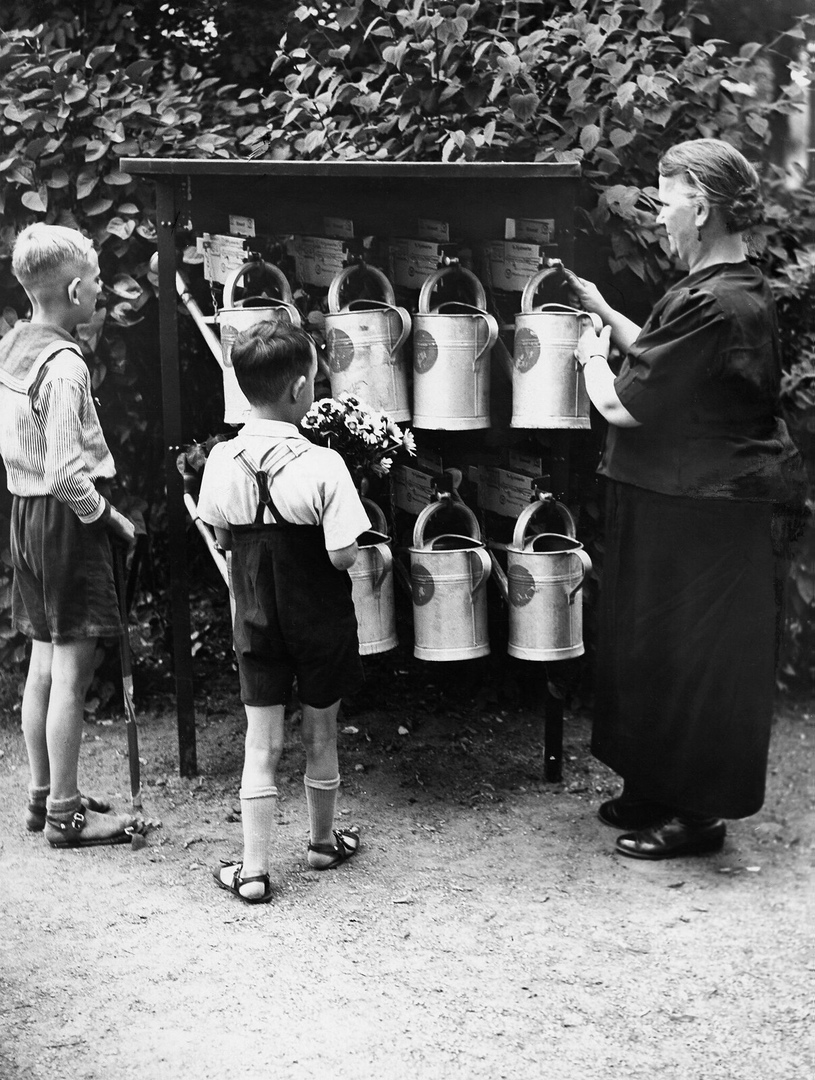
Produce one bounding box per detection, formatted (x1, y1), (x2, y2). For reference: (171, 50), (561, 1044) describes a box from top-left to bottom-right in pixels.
(221, 862), (269, 891)
(45, 810), (86, 834)
(308, 829), (359, 857)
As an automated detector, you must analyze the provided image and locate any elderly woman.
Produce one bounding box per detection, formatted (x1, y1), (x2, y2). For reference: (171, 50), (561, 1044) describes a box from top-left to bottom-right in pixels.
(568, 138), (805, 860)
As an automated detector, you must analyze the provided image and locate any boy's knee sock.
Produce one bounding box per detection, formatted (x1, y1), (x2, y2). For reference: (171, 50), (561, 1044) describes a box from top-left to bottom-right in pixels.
(28, 784), (50, 808)
(304, 775), (340, 846)
(239, 786), (277, 876)
(45, 793), (82, 820)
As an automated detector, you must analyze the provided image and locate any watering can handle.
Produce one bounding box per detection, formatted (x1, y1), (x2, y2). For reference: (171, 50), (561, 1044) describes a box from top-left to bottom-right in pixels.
(511, 500), (577, 549)
(568, 548), (593, 604)
(369, 543), (392, 596)
(327, 265), (396, 313)
(389, 306), (412, 358)
(473, 313), (499, 367)
(418, 266), (487, 314)
(412, 498), (482, 548)
(469, 546), (492, 595)
(222, 261), (294, 308)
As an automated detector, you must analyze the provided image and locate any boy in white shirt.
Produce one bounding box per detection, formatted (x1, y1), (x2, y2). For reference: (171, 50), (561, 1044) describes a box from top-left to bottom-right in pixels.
(198, 322), (370, 903)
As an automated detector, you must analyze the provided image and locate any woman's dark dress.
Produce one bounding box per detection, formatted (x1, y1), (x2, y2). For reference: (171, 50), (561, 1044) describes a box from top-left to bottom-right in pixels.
(592, 262), (804, 819)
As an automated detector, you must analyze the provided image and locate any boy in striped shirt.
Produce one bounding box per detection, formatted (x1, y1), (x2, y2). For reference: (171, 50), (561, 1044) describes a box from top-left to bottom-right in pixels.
(0, 224), (142, 847)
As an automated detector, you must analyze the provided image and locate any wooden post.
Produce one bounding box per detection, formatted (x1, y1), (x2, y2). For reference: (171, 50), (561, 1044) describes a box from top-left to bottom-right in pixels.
(155, 179), (198, 777)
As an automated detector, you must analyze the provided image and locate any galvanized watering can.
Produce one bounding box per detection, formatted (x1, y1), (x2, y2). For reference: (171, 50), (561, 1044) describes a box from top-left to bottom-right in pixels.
(326, 266), (411, 421)
(511, 267), (600, 429)
(348, 497), (397, 655)
(412, 267), (499, 430)
(410, 494), (491, 661)
(217, 261), (301, 425)
(506, 496), (592, 661)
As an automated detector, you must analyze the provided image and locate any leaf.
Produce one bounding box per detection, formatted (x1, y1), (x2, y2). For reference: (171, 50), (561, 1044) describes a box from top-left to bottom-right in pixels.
(509, 92), (539, 122)
(84, 140), (109, 162)
(746, 114), (769, 138)
(336, 5), (359, 29)
(580, 124), (601, 153)
(21, 188), (47, 212)
(106, 219), (137, 241)
(125, 59), (156, 82)
(76, 170), (98, 200)
(82, 195), (113, 216)
(64, 82), (87, 105)
(87, 46), (117, 71)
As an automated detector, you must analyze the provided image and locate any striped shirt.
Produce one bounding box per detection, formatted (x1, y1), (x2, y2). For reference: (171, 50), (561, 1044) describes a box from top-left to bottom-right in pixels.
(0, 324), (115, 524)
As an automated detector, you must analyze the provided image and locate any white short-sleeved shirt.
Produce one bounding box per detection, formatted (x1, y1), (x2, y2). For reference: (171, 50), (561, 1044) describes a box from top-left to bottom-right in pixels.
(197, 418), (371, 552)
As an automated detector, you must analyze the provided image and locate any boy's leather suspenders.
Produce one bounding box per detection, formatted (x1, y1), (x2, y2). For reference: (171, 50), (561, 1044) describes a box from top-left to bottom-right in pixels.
(233, 440), (311, 525)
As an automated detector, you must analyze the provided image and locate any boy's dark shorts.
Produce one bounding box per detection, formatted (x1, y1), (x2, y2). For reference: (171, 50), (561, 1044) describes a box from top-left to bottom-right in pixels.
(11, 495), (122, 643)
(231, 551), (362, 710)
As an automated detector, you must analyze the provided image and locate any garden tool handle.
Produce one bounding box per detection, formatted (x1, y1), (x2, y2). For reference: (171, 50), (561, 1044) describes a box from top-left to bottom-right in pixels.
(568, 547), (593, 604)
(469, 546), (492, 595)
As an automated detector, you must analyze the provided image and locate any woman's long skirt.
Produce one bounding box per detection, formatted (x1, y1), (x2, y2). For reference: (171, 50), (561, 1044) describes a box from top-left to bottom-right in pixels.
(592, 481), (778, 819)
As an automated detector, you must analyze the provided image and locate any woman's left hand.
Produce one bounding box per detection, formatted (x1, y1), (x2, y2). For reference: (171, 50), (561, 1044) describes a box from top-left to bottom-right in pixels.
(576, 322), (611, 368)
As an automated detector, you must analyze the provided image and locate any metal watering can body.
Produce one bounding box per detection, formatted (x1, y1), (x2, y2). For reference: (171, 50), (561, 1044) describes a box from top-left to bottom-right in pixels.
(511, 267), (599, 430)
(409, 497), (491, 661)
(413, 267), (499, 430)
(216, 261), (301, 425)
(506, 498), (592, 661)
(348, 498), (397, 655)
(326, 266), (411, 421)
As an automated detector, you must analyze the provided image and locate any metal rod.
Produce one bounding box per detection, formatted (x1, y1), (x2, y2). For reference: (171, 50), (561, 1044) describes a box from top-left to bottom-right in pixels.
(175, 271), (226, 370)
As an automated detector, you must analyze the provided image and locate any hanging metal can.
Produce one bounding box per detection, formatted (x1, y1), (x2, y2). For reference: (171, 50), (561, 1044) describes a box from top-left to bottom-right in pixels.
(409, 494), (491, 661)
(216, 261), (301, 425)
(348, 497), (398, 655)
(511, 266), (600, 429)
(326, 265), (411, 420)
(412, 267), (498, 430)
(506, 496), (592, 661)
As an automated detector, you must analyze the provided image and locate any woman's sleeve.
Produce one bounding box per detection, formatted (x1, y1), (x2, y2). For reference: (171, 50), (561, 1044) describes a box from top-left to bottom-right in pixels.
(614, 288), (724, 425)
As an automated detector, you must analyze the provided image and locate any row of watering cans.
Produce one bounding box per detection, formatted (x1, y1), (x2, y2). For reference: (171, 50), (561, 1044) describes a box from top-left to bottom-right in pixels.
(216, 260), (598, 429)
(351, 488), (591, 664)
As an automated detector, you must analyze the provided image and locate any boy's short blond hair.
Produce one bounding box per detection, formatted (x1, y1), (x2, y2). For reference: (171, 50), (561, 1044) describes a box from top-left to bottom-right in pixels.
(12, 223), (96, 290)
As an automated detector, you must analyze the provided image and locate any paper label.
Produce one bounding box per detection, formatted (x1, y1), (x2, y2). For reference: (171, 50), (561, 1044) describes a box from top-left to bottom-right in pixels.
(393, 465), (437, 515)
(292, 236), (347, 287)
(197, 233), (249, 284)
(391, 238), (442, 289)
(417, 218), (450, 242)
(505, 217), (556, 245)
(323, 216), (355, 239)
(229, 215), (256, 237)
(478, 467), (537, 517)
(484, 240), (543, 292)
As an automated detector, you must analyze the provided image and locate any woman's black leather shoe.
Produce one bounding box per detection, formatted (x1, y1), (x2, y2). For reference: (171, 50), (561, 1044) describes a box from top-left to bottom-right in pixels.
(615, 817), (726, 860)
(597, 795), (668, 831)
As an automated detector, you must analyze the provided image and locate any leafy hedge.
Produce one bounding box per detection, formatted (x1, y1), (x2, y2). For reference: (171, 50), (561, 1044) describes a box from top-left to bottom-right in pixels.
(1, 1), (813, 687)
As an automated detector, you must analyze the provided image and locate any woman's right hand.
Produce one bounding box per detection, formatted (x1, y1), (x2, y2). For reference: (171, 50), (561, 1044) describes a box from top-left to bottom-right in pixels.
(561, 268), (610, 319)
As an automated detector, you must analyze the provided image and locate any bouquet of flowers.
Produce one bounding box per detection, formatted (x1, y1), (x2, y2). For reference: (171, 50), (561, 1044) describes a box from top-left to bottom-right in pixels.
(301, 393), (416, 484)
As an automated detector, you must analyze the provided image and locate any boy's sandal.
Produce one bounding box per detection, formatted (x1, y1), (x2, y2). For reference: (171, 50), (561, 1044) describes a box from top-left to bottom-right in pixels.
(26, 794), (112, 833)
(307, 827), (361, 870)
(212, 861), (273, 904)
(44, 809), (134, 849)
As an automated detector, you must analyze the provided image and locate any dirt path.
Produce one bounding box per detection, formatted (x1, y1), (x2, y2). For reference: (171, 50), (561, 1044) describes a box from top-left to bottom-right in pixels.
(1, 667), (813, 1080)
